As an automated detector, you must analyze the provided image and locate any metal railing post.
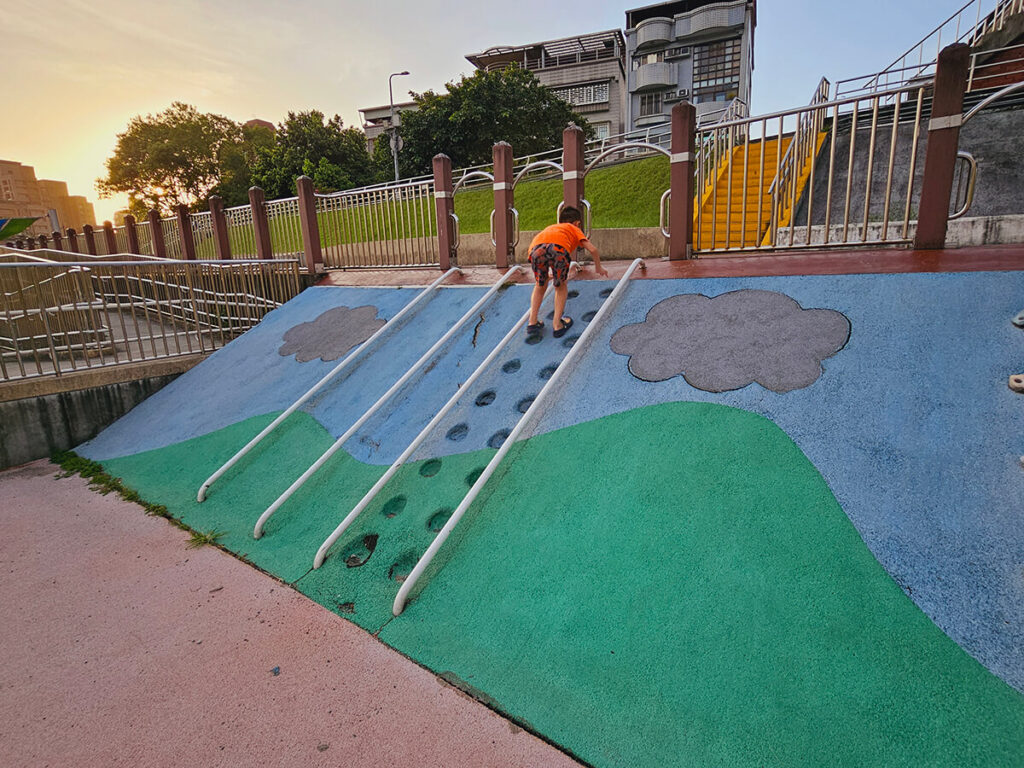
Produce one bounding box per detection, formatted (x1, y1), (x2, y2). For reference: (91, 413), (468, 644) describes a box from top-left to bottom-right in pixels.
(914, 43), (970, 250)
(65, 228), (79, 253)
(669, 101), (697, 260)
(82, 224), (98, 255)
(492, 141), (514, 269)
(51, 230), (63, 250)
(209, 195), (232, 260)
(248, 186), (273, 260)
(37, 234), (48, 249)
(103, 221), (118, 254)
(176, 203), (197, 260)
(296, 176), (324, 273)
(148, 210), (167, 259)
(562, 123), (586, 213)
(124, 214), (140, 254)
(432, 154), (455, 271)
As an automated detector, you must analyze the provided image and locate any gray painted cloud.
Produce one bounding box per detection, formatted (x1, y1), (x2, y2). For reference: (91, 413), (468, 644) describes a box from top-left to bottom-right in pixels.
(279, 305), (385, 363)
(610, 290), (850, 393)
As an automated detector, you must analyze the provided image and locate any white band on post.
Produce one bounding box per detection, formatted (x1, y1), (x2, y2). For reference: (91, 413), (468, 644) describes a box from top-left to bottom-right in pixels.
(929, 114), (963, 131)
(671, 152), (694, 163)
(563, 170), (581, 180)
(493, 182), (510, 190)
(434, 191), (452, 199)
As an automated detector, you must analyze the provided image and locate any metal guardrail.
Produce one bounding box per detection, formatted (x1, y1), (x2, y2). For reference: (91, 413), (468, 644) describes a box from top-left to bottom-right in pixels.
(0, 251), (301, 383)
(968, 41), (1024, 91)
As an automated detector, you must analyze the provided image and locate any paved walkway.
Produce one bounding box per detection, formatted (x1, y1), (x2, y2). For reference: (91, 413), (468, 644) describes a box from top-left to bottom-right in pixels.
(0, 460), (581, 768)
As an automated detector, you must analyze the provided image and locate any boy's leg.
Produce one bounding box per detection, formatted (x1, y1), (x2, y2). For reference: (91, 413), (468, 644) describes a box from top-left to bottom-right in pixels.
(528, 280), (545, 326)
(553, 283), (569, 330)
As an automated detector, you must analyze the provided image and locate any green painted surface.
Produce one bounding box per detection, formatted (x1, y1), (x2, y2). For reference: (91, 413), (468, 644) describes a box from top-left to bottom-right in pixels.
(379, 402), (1024, 767)
(100, 403), (1024, 767)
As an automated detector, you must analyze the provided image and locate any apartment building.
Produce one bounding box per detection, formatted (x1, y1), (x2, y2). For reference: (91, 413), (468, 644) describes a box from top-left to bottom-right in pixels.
(466, 30), (628, 141)
(0, 160), (96, 237)
(625, 0), (756, 130)
(359, 102), (418, 154)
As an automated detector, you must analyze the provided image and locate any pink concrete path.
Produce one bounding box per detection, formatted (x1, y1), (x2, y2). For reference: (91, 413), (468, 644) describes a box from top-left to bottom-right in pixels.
(0, 460), (582, 768)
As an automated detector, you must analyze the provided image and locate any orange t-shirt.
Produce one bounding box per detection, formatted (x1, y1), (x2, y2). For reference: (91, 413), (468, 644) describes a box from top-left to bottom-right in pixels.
(529, 222), (587, 254)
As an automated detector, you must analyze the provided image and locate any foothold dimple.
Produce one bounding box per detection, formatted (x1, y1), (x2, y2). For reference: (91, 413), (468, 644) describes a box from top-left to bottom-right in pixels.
(419, 459), (442, 477)
(517, 396), (535, 414)
(583, 310), (597, 322)
(427, 507), (453, 532)
(342, 534), (378, 568)
(488, 429), (511, 449)
(465, 467), (485, 486)
(389, 552), (419, 583)
(563, 334), (581, 348)
(599, 287), (613, 298)
(381, 495), (407, 518)
(502, 359), (521, 373)
(568, 289), (579, 298)
(1010, 374), (1024, 393)
(337, 602), (355, 614)
(525, 334), (543, 345)
(1013, 311), (1024, 328)
(538, 364), (558, 380)
(446, 423), (469, 441)
(475, 390), (496, 407)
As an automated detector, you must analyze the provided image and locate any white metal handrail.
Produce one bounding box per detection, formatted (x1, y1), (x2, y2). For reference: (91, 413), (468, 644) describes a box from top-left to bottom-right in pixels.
(252, 265), (525, 538)
(312, 282), (559, 569)
(949, 151), (978, 219)
(392, 258), (646, 616)
(195, 266), (462, 503)
(963, 78), (1024, 121)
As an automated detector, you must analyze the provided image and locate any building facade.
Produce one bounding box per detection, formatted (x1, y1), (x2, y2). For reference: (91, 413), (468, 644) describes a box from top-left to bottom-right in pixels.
(0, 160), (96, 237)
(359, 102), (418, 154)
(465, 30), (628, 141)
(625, 0), (756, 130)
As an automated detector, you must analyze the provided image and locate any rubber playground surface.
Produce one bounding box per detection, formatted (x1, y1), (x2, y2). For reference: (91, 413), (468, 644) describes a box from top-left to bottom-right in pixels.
(15, 265), (1024, 765)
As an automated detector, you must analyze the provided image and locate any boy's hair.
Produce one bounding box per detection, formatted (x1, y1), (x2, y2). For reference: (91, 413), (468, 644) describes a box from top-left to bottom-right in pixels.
(558, 206), (582, 224)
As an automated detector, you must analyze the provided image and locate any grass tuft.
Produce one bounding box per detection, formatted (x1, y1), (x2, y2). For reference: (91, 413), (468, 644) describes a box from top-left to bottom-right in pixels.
(187, 529), (226, 549)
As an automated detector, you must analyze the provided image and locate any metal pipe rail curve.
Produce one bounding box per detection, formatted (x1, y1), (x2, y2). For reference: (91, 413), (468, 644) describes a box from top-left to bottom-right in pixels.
(312, 284), (558, 569)
(252, 265), (525, 538)
(392, 257), (646, 616)
(196, 267), (462, 502)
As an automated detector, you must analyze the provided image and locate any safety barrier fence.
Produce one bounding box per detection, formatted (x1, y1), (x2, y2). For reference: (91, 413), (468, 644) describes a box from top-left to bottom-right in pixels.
(0, 253), (301, 382)
(968, 41), (1024, 90)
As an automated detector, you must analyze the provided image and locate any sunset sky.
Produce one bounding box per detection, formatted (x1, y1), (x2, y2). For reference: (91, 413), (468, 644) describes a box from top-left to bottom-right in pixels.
(4, 0), (974, 222)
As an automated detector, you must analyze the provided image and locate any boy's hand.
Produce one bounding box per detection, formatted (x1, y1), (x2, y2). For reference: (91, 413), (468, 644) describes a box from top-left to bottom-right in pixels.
(595, 265), (609, 277)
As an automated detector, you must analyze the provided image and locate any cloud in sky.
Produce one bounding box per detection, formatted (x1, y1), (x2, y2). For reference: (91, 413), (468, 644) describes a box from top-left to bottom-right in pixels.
(610, 290), (850, 393)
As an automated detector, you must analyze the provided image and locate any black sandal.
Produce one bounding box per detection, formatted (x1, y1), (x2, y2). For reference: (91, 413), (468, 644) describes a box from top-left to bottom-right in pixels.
(552, 317), (574, 338)
(526, 321), (544, 335)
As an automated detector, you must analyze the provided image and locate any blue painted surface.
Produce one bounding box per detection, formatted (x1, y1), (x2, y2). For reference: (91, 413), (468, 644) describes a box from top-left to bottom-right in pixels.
(79, 271), (1024, 694)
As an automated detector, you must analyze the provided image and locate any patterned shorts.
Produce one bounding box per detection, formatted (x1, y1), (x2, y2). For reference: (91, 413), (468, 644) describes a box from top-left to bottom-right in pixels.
(528, 243), (572, 287)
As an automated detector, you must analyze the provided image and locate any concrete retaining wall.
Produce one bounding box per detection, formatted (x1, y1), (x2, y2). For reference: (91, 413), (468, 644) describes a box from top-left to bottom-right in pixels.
(0, 374), (184, 469)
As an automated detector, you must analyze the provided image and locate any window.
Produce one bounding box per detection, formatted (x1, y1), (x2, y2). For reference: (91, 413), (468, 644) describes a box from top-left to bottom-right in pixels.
(631, 51), (665, 70)
(551, 81), (609, 107)
(692, 37), (741, 102)
(1, 180), (12, 201)
(639, 92), (663, 117)
(593, 123), (611, 140)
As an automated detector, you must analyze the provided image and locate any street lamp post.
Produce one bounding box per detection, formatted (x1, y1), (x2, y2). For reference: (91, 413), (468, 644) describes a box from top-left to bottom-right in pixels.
(389, 71), (410, 182)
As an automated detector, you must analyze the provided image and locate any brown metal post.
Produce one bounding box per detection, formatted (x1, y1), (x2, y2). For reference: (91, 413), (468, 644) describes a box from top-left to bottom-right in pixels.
(14, 238), (25, 249)
(432, 154), (455, 271)
(562, 124), (585, 215)
(51, 230), (63, 250)
(248, 186), (273, 260)
(492, 142), (514, 269)
(148, 210), (167, 259)
(65, 228), (79, 253)
(103, 221), (117, 254)
(208, 195), (232, 260)
(670, 102), (697, 260)
(36, 234), (46, 249)
(914, 43), (971, 251)
(82, 224), (98, 255)
(124, 214), (140, 254)
(176, 204), (197, 260)
(295, 176), (324, 273)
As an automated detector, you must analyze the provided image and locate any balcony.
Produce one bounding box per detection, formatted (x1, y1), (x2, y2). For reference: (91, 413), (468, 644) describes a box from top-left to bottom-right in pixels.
(636, 17), (672, 49)
(635, 62), (676, 91)
(675, 0), (746, 38)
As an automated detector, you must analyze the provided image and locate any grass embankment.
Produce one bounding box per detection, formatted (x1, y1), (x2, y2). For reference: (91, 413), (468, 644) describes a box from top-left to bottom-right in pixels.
(192, 156), (670, 258)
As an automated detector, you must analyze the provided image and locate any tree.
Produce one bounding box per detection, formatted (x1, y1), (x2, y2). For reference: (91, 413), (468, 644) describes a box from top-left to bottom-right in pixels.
(210, 121), (276, 207)
(386, 67), (594, 178)
(250, 111), (373, 199)
(98, 102), (242, 216)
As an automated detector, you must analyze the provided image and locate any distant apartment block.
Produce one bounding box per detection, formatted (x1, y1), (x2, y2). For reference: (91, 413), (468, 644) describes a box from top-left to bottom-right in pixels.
(0, 160), (96, 237)
(625, 0), (756, 130)
(359, 102), (418, 154)
(466, 30), (628, 141)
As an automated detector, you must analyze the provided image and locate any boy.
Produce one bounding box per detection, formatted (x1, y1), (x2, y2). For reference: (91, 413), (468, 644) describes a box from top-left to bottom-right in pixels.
(526, 206), (608, 338)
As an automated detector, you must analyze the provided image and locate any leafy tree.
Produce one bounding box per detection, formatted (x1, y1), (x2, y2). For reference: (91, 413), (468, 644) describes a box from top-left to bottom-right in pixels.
(386, 67), (593, 178)
(98, 102), (242, 216)
(250, 111), (373, 198)
(210, 121), (276, 207)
